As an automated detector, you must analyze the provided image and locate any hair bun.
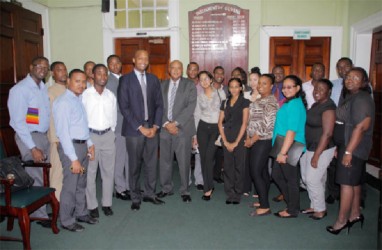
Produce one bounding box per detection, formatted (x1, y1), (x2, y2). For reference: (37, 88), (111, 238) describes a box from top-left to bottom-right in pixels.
(250, 67), (261, 74)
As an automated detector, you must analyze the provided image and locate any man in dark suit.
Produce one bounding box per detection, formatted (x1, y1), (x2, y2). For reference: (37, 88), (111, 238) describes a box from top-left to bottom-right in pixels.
(157, 60), (197, 202)
(117, 50), (164, 211)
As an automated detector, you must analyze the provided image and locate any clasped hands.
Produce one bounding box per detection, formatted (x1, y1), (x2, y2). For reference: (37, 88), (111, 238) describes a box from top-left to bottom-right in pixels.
(139, 126), (158, 138)
(164, 122), (178, 135)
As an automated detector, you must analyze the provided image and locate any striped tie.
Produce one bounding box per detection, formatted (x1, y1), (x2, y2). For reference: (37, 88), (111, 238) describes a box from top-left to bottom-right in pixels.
(168, 81), (176, 121)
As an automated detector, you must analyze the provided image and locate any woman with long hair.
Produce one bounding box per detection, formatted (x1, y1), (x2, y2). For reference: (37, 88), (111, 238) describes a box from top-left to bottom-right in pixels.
(272, 75), (307, 218)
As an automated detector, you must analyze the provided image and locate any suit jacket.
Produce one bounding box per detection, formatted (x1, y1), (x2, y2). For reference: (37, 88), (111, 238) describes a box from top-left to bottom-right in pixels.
(161, 77), (197, 138)
(118, 71), (163, 137)
(107, 73), (123, 134)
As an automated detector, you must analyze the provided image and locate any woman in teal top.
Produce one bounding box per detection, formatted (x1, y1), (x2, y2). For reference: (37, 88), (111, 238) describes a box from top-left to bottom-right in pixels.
(272, 75), (307, 218)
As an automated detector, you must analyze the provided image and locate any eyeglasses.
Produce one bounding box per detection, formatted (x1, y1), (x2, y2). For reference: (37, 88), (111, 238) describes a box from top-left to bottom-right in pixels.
(345, 75), (361, 82)
(282, 85), (297, 90)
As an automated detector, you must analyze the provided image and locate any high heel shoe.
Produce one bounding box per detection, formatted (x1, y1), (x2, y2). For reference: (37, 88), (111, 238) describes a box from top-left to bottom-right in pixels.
(201, 188), (214, 201)
(326, 221), (351, 235)
(349, 214), (364, 229)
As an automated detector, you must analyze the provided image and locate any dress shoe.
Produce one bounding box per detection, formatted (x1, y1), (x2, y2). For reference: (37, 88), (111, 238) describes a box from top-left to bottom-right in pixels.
(36, 219), (52, 228)
(232, 201), (240, 205)
(196, 184), (204, 191)
(274, 212), (297, 218)
(115, 190), (131, 200)
(349, 214), (364, 229)
(214, 178), (224, 184)
(62, 223), (84, 232)
(156, 191), (174, 198)
(102, 206), (114, 216)
(326, 221), (350, 235)
(143, 197), (165, 205)
(202, 189), (214, 201)
(225, 200), (232, 204)
(77, 215), (99, 224)
(89, 208), (99, 218)
(131, 202), (141, 211)
(181, 195), (192, 203)
(272, 194), (284, 202)
(309, 212), (327, 220)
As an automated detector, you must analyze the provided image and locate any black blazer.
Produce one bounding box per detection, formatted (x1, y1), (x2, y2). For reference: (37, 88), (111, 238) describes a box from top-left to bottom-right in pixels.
(117, 70), (163, 137)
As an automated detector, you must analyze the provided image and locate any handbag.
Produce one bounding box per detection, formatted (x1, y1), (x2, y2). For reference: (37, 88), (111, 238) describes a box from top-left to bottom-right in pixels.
(269, 135), (304, 167)
(0, 156), (35, 193)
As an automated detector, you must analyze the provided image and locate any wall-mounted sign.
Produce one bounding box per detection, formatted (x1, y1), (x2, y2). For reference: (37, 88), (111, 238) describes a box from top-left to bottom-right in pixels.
(293, 30), (311, 40)
(189, 3), (249, 83)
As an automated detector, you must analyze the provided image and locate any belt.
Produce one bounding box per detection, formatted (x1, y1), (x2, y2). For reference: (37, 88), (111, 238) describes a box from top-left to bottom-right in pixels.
(31, 131), (47, 134)
(89, 127), (111, 135)
(72, 139), (87, 144)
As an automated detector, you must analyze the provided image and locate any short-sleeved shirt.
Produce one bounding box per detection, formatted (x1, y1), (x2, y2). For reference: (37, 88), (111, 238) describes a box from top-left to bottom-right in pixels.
(305, 98), (336, 151)
(336, 91), (375, 160)
(220, 95), (250, 142)
(273, 97), (306, 145)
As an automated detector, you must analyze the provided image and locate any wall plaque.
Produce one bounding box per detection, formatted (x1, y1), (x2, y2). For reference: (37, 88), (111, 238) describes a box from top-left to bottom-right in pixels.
(189, 3), (249, 84)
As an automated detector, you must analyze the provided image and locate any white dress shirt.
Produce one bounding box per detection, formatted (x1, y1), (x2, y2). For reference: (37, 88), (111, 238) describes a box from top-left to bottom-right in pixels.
(302, 80), (315, 109)
(82, 86), (117, 131)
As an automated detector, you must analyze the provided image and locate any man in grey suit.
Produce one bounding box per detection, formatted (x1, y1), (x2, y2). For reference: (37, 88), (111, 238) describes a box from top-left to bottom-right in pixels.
(118, 50), (165, 211)
(107, 55), (131, 201)
(157, 60), (197, 202)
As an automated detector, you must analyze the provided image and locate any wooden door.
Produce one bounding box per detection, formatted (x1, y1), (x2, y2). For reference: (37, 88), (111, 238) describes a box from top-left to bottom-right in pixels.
(0, 2), (43, 156)
(115, 37), (170, 81)
(369, 28), (382, 167)
(270, 37), (331, 82)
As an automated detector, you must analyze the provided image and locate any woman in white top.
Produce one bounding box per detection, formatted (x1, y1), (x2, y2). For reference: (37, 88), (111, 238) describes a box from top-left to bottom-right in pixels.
(193, 71), (226, 201)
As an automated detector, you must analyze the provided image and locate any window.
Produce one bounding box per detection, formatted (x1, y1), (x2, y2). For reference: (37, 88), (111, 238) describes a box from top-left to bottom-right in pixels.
(115, 0), (169, 29)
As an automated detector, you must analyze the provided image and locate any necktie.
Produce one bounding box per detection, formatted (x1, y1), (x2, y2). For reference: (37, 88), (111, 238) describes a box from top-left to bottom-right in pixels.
(168, 82), (177, 121)
(140, 73), (148, 120)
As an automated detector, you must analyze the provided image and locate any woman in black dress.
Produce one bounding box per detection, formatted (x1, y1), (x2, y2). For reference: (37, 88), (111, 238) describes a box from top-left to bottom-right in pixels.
(326, 67), (375, 235)
(218, 78), (250, 204)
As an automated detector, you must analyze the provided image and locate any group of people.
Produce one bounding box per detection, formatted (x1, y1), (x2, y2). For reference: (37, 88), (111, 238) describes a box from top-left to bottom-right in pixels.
(7, 51), (374, 236)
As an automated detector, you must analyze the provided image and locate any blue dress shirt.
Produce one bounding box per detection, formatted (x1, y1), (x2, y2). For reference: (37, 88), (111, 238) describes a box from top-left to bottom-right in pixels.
(7, 74), (50, 149)
(53, 89), (93, 161)
(331, 78), (343, 106)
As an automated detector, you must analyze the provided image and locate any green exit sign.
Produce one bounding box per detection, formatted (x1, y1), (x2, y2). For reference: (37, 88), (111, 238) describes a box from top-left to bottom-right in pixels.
(293, 30), (311, 40)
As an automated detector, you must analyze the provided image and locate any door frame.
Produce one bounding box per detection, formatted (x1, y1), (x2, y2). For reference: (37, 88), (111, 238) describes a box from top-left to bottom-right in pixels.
(260, 26), (342, 79)
(102, 0), (180, 63)
(350, 11), (382, 73)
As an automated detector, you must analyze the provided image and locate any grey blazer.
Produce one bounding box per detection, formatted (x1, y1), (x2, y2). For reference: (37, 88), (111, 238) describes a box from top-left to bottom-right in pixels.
(161, 77), (197, 138)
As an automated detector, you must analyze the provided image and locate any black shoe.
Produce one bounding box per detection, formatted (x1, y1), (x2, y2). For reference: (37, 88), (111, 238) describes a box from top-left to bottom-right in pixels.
(115, 190), (131, 200)
(326, 221), (350, 235)
(181, 195), (192, 203)
(36, 219), (52, 228)
(349, 214), (364, 229)
(77, 215), (99, 224)
(274, 212), (297, 218)
(102, 206), (114, 216)
(325, 195), (337, 204)
(156, 191), (174, 198)
(142, 197), (165, 205)
(232, 201), (240, 205)
(214, 178), (224, 184)
(131, 202), (141, 211)
(89, 208), (99, 218)
(225, 200), (232, 204)
(202, 189), (214, 201)
(62, 223), (84, 232)
(196, 184), (204, 191)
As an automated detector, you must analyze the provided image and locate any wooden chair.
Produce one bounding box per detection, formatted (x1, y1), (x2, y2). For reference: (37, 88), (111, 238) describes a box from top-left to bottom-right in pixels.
(0, 159), (59, 250)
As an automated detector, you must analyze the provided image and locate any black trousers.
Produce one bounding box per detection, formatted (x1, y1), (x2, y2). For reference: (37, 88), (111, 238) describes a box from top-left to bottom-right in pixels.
(249, 139), (272, 208)
(223, 139), (246, 202)
(214, 147), (224, 180)
(197, 121), (219, 192)
(272, 161), (300, 216)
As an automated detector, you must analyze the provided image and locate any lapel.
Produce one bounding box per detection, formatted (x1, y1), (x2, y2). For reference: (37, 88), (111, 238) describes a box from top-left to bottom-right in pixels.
(173, 77), (184, 108)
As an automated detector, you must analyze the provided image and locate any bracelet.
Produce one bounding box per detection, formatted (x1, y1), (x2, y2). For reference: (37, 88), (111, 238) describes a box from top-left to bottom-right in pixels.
(345, 151), (352, 155)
